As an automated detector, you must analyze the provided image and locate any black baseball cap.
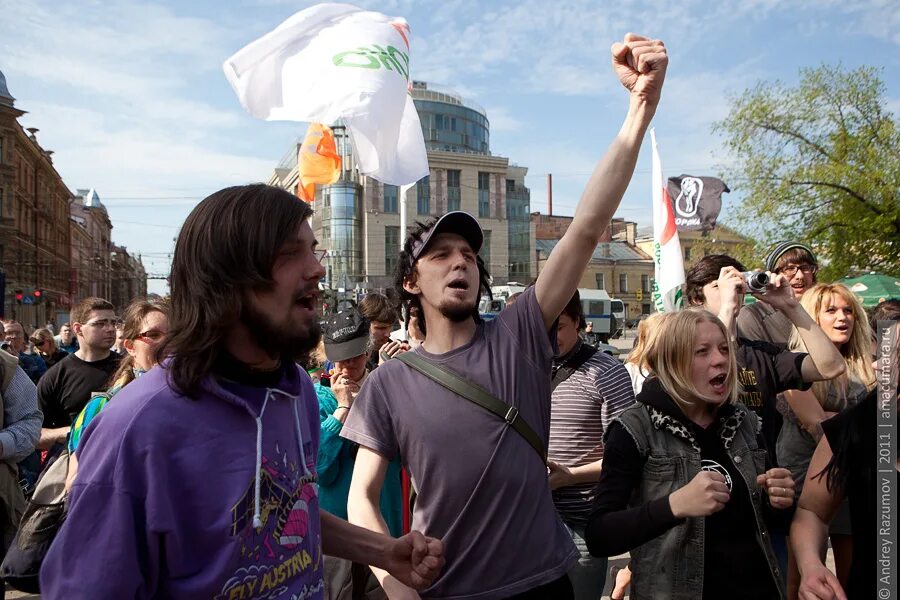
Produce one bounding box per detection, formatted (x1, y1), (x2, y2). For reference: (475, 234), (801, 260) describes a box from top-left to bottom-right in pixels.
(323, 311), (370, 362)
(411, 212), (484, 261)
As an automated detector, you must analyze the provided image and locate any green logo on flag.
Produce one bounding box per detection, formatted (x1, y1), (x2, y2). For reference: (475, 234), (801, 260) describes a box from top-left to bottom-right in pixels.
(333, 44), (409, 80)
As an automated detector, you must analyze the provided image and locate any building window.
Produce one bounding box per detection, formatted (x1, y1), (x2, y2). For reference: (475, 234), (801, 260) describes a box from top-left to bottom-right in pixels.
(0, 136), (4, 164)
(684, 246), (692, 261)
(595, 272), (605, 290)
(641, 274), (650, 292)
(642, 303), (652, 315)
(480, 230), (491, 267)
(478, 172), (490, 218)
(385, 226), (400, 274)
(383, 184), (398, 213)
(447, 169), (461, 212)
(416, 176), (430, 215)
(619, 273), (628, 293)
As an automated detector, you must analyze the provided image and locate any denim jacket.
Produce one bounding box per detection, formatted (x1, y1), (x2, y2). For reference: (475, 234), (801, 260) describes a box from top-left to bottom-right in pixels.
(615, 398), (786, 600)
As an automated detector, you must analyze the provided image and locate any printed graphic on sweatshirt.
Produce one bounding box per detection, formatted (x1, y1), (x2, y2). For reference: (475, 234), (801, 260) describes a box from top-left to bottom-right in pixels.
(218, 441), (323, 600)
(700, 459), (733, 492)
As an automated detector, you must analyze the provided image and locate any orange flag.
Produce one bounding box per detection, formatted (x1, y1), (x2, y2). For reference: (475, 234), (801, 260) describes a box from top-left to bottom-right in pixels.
(297, 123), (341, 202)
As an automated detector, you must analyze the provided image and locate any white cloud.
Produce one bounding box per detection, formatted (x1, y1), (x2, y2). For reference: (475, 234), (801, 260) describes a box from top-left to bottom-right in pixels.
(483, 106), (523, 132)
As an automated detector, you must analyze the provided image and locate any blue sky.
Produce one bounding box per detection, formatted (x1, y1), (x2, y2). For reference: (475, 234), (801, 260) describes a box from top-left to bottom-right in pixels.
(1, 0), (898, 295)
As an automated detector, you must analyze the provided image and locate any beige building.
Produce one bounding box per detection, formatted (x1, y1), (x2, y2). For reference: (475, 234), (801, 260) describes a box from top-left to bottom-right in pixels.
(635, 224), (752, 269)
(533, 214), (655, 320)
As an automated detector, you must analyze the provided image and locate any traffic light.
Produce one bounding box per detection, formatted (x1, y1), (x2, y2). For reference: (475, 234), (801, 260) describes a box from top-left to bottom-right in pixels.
(14, 290), (23, 304)
(33, 289), (43, 303)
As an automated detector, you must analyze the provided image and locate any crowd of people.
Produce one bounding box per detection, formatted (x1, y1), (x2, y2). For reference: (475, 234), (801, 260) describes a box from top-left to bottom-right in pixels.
(0, 31), (892, 600)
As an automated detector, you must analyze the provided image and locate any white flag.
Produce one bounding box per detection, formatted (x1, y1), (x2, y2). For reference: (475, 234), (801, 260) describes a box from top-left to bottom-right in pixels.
(223, 3), (428, 186)
(650, 129), (685, 312)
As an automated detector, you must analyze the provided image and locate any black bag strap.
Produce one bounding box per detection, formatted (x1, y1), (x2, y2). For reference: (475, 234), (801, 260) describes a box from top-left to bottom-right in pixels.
(395, 352), (546, 462)
(551, 343), (598, 391)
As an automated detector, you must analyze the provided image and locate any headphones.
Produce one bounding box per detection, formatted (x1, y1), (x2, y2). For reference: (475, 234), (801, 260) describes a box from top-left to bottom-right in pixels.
(764, 242), (817, 273)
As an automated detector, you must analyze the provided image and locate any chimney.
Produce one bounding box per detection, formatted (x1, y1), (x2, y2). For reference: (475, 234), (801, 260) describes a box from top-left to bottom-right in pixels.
(547, 173), (553, 215)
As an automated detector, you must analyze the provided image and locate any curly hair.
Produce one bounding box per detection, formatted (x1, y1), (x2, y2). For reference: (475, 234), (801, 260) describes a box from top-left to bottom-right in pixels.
(392, 219), (492, 337)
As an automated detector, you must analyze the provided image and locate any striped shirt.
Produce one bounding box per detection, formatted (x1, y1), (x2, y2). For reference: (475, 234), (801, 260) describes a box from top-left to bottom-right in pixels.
(1, 366), (43, 462)
(548, 344), (635, 528)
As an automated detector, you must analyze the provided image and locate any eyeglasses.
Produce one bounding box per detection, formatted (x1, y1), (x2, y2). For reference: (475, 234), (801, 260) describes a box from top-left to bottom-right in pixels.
(84, 318), (119, 329)
(777, 264), (817, 277)
(136, 330), (167, 343)
(314, 249), (328, 263)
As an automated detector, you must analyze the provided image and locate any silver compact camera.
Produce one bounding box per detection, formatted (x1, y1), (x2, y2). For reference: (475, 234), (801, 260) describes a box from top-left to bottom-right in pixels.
(742, 271), (770, 294)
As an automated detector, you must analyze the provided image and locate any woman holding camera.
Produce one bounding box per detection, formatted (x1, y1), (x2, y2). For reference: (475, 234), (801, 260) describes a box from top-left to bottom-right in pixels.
(585, 309), (794, 599)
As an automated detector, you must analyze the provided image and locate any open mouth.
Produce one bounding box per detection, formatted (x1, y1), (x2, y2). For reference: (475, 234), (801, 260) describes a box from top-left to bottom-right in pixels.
(709, 373), (727, 393)
(447, 279), (469, 291)
(294, 290), (319, 311)
(832, 324), (850, 333)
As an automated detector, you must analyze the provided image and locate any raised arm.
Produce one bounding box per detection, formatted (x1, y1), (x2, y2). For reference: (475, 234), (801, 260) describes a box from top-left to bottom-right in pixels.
(751, 274), (846, 381)
(535, 34), (667, 329)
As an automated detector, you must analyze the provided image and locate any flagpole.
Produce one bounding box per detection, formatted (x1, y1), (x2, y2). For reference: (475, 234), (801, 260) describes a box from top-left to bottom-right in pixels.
(399, 183), (411, 246)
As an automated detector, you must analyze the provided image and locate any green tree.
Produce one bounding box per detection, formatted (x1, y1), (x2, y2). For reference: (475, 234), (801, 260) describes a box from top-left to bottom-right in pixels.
(715, 64), (900, 279)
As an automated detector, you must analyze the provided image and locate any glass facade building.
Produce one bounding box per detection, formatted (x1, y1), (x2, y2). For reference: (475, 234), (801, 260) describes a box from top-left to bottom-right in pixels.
(320, 180), (363, 289)
(411, 82), (490, 154)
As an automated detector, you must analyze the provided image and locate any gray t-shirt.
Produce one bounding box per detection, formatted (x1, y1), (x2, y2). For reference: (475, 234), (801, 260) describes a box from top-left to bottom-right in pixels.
(341, 287), (578, 599)
(737, 302), (792, 347)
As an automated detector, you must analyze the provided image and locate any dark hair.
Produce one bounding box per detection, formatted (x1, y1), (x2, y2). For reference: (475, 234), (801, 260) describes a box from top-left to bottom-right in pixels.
(560, 290), (586, 330)
(108, 298), (170, 390)
(869, 299), (900, 333)
(393, 218), (492, 337)
(158, 184), (314, 397)
(684, 254), (746, 306)
(359, 292), (398, 324)
(71, 297), (115, 326)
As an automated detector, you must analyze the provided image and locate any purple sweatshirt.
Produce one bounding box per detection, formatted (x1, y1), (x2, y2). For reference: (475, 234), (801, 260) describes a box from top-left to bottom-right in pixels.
(40, 362), (325, 599)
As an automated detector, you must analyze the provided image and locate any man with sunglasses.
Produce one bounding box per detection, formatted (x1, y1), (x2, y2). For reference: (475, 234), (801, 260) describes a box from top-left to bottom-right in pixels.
(737, 242), (819, 347)
(36, 297), (121, 452)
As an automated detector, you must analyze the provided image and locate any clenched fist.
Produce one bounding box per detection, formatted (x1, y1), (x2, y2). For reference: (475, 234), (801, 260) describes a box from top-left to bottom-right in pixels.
(611, 33), (668, 109)
(669, 471), (730, 518)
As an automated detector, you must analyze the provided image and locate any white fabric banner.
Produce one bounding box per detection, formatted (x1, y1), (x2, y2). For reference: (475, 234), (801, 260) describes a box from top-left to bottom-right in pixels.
(223, 3), (428, 185)
(650, 128), (685, 313)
